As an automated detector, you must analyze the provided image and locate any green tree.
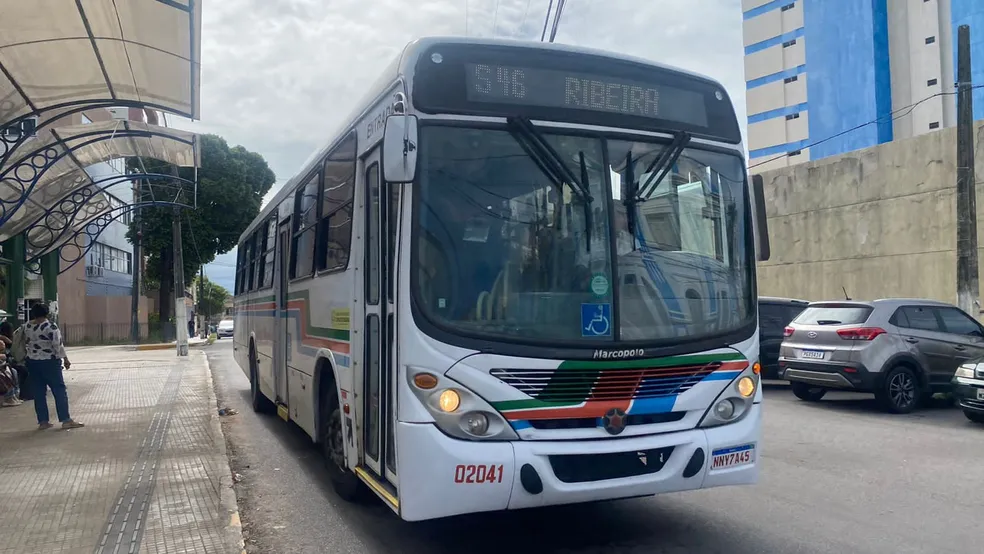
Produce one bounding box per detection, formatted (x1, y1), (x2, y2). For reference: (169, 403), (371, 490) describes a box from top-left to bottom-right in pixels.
(127, 134), (276, 324)
(195, 275), (230, 322)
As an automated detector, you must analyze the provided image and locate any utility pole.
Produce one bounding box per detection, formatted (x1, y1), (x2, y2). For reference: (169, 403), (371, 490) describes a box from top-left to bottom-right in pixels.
(172, 206), (189, 356)
(956, 24), (979, 317)
(130, 176), (141, 343)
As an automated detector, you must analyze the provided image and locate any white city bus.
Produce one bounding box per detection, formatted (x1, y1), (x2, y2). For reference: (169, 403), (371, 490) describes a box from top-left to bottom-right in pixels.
(233, 36), (771, 522)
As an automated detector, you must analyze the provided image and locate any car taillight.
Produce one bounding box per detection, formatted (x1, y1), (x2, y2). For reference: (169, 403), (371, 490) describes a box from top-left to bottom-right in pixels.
(836, 327), (886, 340)
(783, 326), (794, 338)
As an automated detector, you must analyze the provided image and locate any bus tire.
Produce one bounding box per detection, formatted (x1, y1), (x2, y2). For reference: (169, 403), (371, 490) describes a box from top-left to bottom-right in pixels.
(320, 374), (364, 502)
(249, 342), (274, 414)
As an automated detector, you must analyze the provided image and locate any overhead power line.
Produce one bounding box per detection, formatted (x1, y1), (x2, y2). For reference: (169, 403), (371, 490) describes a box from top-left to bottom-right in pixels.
(548, 0), (568, 42)
(540, 0), (555, 41)
(492, 0), (501, 37)
(749, 85), (984, 170)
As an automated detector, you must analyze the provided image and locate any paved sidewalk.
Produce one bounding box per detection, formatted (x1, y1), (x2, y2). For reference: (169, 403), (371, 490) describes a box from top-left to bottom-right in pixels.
(0, 348), (243, 554)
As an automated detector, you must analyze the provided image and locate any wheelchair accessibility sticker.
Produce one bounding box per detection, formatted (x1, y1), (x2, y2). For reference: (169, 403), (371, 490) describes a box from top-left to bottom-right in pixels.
(581, 303), (612, 337)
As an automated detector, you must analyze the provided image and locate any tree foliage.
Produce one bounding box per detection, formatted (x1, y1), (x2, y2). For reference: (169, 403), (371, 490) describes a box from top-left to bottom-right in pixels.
(127, 134), (275, 295)
(194, 275), (230, 321)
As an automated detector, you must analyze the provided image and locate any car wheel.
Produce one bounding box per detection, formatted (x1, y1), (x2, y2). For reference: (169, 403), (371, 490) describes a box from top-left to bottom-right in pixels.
(249, 345), (274, 414)
(875, 366), (922, 414)
(964, 410), (984, 424)
(320, 382), (364, 502)
(791, 381), (827, 401)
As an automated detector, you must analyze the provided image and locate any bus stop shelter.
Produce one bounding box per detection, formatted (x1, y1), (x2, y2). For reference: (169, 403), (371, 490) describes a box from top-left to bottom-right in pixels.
(0, 0), (202, 325)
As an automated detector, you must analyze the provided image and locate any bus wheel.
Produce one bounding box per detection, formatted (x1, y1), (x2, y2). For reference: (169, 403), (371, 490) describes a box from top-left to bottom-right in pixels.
(249, 345), (274, 414)
(321, 385), (363, 502)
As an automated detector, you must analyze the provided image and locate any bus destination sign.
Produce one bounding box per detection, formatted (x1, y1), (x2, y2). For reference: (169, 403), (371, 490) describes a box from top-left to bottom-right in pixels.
(464, 63), (710, 128)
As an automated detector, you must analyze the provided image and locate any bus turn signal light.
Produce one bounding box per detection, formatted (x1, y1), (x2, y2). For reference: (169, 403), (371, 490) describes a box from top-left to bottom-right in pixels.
(752, 362), (761, 375)
(413, 373), (439, 389)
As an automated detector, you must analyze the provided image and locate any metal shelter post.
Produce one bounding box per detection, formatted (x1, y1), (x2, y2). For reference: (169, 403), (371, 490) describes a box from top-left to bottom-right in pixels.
(172, 207), (189, 356)
(2, 234), (25, 326)
(131, 178), (142, 344)
(40, 249), (59, 321)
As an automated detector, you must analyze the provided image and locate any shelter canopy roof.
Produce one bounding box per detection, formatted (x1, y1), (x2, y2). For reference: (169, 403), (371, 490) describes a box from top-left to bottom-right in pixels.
(0, 0), (202, 125)
(0, 119), (199, 242)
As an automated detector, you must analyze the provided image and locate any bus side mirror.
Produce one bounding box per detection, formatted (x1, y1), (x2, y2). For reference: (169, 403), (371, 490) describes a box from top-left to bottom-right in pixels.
(382, 115), (419, 184)
(751, 174), (771, 262)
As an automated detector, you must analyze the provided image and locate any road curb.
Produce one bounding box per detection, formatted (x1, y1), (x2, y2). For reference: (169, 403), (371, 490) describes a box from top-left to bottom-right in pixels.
(133, 341), (209, 351)
(200, 351), (246, 554)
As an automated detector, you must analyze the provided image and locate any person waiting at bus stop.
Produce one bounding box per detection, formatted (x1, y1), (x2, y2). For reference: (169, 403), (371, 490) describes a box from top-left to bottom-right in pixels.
(22, 303), (84, 430)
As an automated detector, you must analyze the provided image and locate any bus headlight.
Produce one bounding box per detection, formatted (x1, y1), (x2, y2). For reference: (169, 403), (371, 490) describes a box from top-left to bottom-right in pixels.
(461, 412), (489, 435)
(438, 389), (460, 412)
(407, 368), (518, 441)
(699, 363), (759, 429)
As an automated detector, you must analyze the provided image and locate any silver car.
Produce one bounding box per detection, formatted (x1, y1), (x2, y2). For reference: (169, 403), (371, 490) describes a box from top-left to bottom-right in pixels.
(779, 299), (984, 413)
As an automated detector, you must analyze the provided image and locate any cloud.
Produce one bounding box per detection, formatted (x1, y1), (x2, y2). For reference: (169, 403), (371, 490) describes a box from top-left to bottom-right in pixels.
(187, 0), (746, 292)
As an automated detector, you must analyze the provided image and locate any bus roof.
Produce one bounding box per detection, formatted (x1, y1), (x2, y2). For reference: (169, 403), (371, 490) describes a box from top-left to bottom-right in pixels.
(238, 36), (734, 245)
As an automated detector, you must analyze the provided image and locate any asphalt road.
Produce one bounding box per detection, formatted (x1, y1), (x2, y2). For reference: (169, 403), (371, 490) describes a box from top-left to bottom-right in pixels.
(207, 340), (982, 554)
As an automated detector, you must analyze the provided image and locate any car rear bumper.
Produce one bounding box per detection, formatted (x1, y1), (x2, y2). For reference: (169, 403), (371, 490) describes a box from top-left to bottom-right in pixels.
(394, 404), (762, 522)
(779, 359), (878, 390)
(953, 377), (984, 413)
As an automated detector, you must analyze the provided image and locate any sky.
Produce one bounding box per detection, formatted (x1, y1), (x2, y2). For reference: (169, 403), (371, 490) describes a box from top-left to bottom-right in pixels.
(180, 0), (747, 292)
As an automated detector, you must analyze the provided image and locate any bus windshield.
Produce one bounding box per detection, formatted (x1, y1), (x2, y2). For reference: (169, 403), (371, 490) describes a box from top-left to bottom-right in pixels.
(413, 124), (754, 346)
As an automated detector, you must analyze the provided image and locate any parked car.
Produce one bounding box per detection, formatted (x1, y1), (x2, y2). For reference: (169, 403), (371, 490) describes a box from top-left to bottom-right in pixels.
(758, 297), (809, 379)
(952, 359), (984, 424)
(780, 298), (984, 414)
(216, 319), (234, 339)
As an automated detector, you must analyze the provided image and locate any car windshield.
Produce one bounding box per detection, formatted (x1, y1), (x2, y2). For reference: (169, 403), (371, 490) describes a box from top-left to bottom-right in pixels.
(413, 125), (754, 345)
(219, 320), (234, 328)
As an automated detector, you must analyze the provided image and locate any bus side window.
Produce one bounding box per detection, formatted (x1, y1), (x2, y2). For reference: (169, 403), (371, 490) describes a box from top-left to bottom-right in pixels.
(317, 132), (357, 272)
(291, 172), (321, 279)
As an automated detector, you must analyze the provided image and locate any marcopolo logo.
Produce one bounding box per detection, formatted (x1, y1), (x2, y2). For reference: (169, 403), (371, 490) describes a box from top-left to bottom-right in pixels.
(592, 348), (645, 360)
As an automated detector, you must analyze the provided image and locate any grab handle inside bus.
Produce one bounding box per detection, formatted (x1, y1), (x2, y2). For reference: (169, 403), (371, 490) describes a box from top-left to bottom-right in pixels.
(751, 173), (771, 262)
(382, 114), (419, 183)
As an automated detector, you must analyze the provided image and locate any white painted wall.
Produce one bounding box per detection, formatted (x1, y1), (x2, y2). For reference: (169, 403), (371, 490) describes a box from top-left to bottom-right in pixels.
(748, 117), (788, 150)
(743, 9), (782, 46)
(747, 80), (785, 116)
(888, 0), (955, 141)
(783, 39), (806, 68)
(745, 44), (784, 80)
(742, 0), (774, 12)
(781, 2), (804, 31)
(786, 73), (808, 104)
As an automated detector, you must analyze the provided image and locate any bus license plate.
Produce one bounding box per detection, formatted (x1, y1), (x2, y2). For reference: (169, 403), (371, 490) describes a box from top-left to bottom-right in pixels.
(800, 350), (825, 360)
(711, 444), (755, 470)
(977, 388), (984, 400)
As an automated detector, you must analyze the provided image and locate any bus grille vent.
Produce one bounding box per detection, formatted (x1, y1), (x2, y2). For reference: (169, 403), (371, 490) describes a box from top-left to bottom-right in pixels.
(489, 362), (721, 402)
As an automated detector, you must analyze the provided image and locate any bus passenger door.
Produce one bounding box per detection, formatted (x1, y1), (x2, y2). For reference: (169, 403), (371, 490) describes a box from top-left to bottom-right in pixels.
(274, 222), (291, 409)
(362, 147), (398, 486)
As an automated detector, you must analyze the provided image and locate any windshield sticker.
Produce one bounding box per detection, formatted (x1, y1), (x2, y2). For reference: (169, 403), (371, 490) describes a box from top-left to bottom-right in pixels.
(462, 219), (490, 243)
(581, 303), (612, 337)
(590, 274), (610, 297)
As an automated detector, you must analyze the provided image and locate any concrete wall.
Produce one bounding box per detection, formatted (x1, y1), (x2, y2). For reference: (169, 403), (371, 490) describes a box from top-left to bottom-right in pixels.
(757, 119), (984, 307)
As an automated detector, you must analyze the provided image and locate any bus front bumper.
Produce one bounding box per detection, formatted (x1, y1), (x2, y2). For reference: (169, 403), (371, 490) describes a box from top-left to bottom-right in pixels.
(396, 403), (761, 522)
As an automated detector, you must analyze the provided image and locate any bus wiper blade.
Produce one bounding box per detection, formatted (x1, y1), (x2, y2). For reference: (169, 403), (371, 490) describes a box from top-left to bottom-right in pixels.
(507, 117), (594, 251)
(623, 150), (638, 251)
(578, 150), (593, 252)
(635, 131), (691, 201)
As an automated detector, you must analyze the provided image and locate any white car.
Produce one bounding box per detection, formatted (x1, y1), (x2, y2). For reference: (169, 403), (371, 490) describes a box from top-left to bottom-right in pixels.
(216, 319), (234, 339)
